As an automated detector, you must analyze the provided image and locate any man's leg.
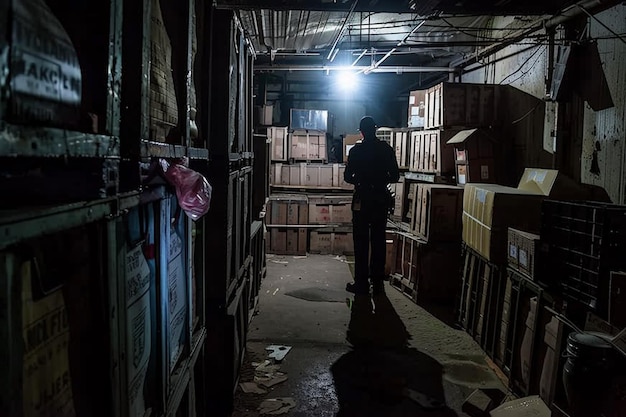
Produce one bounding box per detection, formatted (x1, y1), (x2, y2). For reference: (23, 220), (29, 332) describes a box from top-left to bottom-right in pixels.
(348, 209), (370, 293)
(370, 207), (388, 293)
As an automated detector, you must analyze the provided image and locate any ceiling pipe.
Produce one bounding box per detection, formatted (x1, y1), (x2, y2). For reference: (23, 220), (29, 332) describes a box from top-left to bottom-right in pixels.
(363, 19), (427, 73)
(255, 65), (457, 73)
(326, 0), (359, 61)
(451, 0), (609, 69)
(351, 49), (368, 66)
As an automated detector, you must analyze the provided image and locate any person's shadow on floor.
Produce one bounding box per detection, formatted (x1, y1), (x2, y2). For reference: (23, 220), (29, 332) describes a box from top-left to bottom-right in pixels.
(332, 293), (459, 417)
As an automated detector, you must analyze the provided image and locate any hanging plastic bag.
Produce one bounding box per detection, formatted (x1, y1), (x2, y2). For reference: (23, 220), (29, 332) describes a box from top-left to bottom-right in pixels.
(159, 159), (212, 220)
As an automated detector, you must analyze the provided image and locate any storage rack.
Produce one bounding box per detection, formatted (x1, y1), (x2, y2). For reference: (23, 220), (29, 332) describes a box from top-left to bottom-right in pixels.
(0, 3), (266, 417)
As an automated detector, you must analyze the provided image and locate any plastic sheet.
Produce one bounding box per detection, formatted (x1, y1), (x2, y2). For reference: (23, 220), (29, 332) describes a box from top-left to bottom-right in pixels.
(160, 159), (212, 220)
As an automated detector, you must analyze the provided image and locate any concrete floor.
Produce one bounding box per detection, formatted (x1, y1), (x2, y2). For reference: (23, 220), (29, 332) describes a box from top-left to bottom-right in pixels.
(232, 254), (505, 417)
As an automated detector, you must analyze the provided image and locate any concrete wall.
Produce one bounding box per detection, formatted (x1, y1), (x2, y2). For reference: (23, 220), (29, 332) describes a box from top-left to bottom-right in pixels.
(580, 5), (626, 204)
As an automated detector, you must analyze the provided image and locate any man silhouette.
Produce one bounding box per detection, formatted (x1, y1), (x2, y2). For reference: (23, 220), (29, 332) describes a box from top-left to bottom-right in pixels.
(344, 116), (399, 295)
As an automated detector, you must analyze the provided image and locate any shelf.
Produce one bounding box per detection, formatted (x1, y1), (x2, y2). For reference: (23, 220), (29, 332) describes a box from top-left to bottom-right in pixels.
(270, 185), (353, 193)
(404, 172), (454, 184)
(0, 124), (120, 158)
(0, 192), (141, 250)
(166, 327), (207, 417)
(140, 140), (209, 160)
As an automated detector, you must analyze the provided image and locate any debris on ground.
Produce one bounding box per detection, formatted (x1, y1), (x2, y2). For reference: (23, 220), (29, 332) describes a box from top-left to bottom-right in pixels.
(489, 396), (550, 417)
(269, 259), (289, 264)
(266, 345), (292, 361)
(255, 372), (288, 388)
(239, 382), (267, 394)
(462, 388), (507, 416)
(258, 398), (296, 415)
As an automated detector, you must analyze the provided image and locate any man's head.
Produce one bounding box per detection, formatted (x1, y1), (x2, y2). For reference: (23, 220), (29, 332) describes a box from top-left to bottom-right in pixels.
(359, 116), (377, 138)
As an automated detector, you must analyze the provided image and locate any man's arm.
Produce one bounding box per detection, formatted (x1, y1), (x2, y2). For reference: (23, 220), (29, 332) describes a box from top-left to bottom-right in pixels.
(344, 149), (357, 184)
(387, 145), (400, 183)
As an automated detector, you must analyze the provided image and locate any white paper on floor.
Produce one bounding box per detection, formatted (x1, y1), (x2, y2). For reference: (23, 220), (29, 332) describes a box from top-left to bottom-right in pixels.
(258, 398), (296, 415)
(266, 345), (292, 361)
(239, 382), (267, 394)
(490, 395), (550, 417)
(255, 372), (288, 388)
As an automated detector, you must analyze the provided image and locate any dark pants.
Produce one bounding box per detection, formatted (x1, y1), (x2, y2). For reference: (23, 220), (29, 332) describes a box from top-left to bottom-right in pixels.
(352, 204), (388, 286)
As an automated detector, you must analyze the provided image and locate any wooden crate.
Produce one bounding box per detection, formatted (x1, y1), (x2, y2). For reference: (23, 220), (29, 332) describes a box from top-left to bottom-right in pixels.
(391, 232), (461, 304)
(411, 184), (463, 242)
(309, 228), (354, 255)
(448, 128), (500, 185)
(266, 195), (308, 255)
(268, 126), (289, 161)
(393, 129), (411, 169)
(424, 82), (503, 130)
(308, 196), (353, 225)
(409, 129), (457, 178)
(390, 175), (405, 221)
(270, 163), (351, 189)
(458, 246), (507, 362)
(290, 129), (327, 161)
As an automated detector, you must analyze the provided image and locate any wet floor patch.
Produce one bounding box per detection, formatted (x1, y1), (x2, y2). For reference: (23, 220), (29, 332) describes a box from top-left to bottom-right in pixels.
(284, 287), (347, 302)
(442, 360), (501, 387)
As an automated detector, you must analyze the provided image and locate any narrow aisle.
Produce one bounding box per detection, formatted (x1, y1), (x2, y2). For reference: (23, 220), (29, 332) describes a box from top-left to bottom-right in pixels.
(232, 254), (505, 417)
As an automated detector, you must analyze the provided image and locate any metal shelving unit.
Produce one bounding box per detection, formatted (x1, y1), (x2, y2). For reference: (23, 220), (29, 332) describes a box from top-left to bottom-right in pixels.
(0, 0), (266, 416)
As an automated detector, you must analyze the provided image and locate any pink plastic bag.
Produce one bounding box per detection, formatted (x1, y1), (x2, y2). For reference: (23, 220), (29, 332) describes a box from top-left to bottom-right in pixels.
(160, 159), (212, 220)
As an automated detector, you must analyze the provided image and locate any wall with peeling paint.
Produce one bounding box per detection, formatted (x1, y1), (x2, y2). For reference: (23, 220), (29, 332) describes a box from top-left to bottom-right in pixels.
(580, 5), (626, 204)
(460, 6), (626, 203)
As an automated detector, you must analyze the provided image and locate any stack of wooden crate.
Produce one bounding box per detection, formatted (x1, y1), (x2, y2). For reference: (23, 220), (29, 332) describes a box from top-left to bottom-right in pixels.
(265, 194), (354, 256)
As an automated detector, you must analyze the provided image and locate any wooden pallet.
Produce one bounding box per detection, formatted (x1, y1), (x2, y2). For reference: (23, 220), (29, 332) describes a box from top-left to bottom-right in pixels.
(390, 273), (417, 301)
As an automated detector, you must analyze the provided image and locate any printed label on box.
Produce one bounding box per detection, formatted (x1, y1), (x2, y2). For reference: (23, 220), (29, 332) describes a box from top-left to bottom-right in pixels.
(519, 249), (528, 267)
(481, 165), (489, 180)
(476, 189), (487, 203)
(509, 244), (518, 259)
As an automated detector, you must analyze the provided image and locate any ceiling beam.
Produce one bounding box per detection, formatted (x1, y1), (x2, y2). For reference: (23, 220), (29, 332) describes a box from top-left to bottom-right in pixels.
(214, 0), (417, 13)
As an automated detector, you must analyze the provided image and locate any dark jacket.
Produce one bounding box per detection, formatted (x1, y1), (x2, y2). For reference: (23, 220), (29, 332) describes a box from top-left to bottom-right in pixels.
(344, 136), (400, 205)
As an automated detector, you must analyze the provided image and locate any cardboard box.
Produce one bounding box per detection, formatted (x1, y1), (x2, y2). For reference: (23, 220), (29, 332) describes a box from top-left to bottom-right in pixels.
(385, 232), (396, 276)
(463, 168), (590, 263)
(462, 184), (544, 264)
(309, 228), (354, 255)
(308, 196), (353, 224)
(411, 184), (464, 242)
(343, 134), (362, 162)
(408, 90), (426, 128)
(507, 228), (540, 278)
(268, 127), (289, 161)
(291, 129), (327, 160)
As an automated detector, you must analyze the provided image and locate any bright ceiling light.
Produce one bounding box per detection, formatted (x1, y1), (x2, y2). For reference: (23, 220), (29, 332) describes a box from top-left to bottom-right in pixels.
(337, 70), (357, 90)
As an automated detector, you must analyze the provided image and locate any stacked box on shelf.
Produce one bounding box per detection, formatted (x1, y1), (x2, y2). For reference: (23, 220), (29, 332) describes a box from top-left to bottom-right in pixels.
(265, 195), (308, 255)
(268, 126), (289, 161)
(447, 128), (500, 186)
(424, 82), (503, 130)
(391, 232), (460, 304)
(375, 127), (394, 145)
(462, 167), (586, 265)
(309, 227), (354, 255)
(390, 175), (406, 221)
(308, 195), (354, 255)
(408, 129), (456, 180)
(539, 200), (626, 318)
(411, 184), (463, 242)
(408, 90), (426, 128)
(507, 228), (541, 279)
(290, 129), (327, 161)
(393, 129), (412, 169)
(270, 162), (352, 190)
